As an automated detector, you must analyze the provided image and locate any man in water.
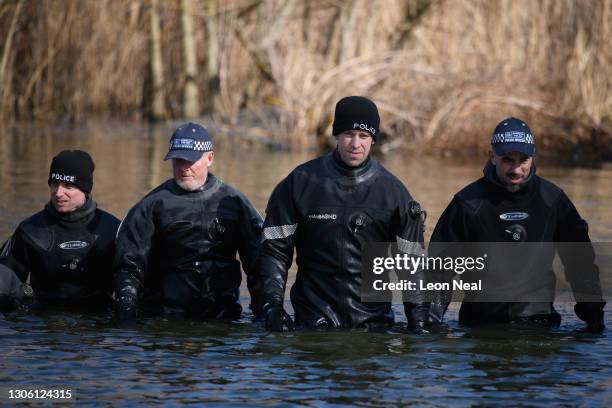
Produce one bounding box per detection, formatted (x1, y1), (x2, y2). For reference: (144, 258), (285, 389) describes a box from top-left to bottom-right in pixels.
(114, 122), (264, 320)
(0, 150), (120, 311)
(430, 117), (606, 332)
(259, 96), (429, 331)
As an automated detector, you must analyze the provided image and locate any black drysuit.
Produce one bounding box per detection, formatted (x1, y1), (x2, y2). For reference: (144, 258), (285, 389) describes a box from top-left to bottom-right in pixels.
(260, 151), (429, 329)
(114, 174), (264, 320)
(0, 198), (120, 311)
(430, 162), (605, 328)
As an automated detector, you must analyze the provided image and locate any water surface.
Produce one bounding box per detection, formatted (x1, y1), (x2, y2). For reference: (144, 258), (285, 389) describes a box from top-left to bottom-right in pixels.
(1, 124), (611, 405)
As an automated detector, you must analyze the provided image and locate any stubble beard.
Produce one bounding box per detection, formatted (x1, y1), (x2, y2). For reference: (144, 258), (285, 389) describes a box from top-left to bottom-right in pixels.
(175, 177), (203, 191)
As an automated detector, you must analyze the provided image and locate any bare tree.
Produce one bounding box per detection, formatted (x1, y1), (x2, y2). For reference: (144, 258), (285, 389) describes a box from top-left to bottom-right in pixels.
(0, 0), (24, 118)
(181, 0), (200, 118)
(150, 0), (167, 120)
(206, 0), (221, 114)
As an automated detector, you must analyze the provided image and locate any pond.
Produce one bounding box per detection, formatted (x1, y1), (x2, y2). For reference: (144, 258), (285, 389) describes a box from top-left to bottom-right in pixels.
(0, 123), (610, 405)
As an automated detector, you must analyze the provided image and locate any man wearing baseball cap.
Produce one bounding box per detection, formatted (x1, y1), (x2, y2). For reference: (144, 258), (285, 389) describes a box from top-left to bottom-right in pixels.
(114, 122), (264, 320)
(259, 96), (429, 332)
(429, 117), (605, 332)
(0, 150), (120, 311)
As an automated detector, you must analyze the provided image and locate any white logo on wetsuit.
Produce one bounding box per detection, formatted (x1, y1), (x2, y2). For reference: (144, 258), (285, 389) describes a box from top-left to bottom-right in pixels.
(308, 214), (337, 220)
(499, 212), (529, 221)
(59, 241), (89, 250)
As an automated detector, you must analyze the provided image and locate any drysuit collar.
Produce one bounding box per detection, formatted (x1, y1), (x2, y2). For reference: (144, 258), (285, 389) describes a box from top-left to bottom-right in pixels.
(45, 195), (97, 223)
(172, 172), (219, 193)
(331, 148), (372, 177)
(194, 172), (218, 192)
(483, 160), (536, 193)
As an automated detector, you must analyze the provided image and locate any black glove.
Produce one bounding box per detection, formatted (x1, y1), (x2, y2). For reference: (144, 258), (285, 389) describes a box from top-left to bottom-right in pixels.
(428, 300), (448, 325)
(405, 302), (430, 333)
(115, 295), (138, 321)
(263, 303), (295, 332)
(0, 264), (26, 311)
(575, 302), (605, 334)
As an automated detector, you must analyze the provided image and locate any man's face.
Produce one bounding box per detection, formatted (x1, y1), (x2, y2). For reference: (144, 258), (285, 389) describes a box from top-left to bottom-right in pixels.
(49, 181), (87, 213)
(490, 150), (533, 191)
(336, 130), (374, 167)
(172, 152), (214, 191)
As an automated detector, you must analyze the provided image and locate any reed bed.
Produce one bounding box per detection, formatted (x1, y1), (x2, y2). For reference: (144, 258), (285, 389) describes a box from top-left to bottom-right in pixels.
(0, 0), (610, 156)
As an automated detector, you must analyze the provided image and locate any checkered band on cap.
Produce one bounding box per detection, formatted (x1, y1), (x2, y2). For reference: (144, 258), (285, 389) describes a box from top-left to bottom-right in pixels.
(491, 131), (534, 145)
(194, 140), (213, 152)
(169, 138), (213, 152)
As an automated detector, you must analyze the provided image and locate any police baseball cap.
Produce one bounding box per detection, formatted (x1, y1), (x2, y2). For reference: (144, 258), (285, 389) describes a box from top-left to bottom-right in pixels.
(491, 117), (535, 156)
(164, 122), (213, 162)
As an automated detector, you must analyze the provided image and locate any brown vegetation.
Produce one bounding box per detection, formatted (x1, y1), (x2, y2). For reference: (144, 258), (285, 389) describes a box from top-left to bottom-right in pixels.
(0, 0), (610, 156)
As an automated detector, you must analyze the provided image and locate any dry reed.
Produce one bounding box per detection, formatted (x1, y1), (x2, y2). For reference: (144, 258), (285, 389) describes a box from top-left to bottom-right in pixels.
(0, 0), (610, 157)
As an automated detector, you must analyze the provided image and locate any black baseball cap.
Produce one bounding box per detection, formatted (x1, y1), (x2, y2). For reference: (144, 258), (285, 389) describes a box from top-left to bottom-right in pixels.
(164, 122), (213, 162)
(491, 117), (535, 156)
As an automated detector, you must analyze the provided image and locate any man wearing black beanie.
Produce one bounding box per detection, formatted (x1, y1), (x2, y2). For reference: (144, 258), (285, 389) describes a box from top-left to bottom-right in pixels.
(259, 96), (430, 332)
(0, 150), (120, 312)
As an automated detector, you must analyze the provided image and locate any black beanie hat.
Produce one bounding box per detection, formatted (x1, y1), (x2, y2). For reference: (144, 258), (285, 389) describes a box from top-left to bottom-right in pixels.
(332, 96), (380, 140)
(48, 150), (95, 194)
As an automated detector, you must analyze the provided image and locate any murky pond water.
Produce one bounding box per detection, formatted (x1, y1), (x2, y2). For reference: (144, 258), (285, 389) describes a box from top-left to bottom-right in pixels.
(1, 124), (611, 405)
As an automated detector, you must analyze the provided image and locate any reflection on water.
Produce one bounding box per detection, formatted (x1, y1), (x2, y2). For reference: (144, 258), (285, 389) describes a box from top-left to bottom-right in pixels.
(1, 306), (610, 405)
(1, 124), (611, 405)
